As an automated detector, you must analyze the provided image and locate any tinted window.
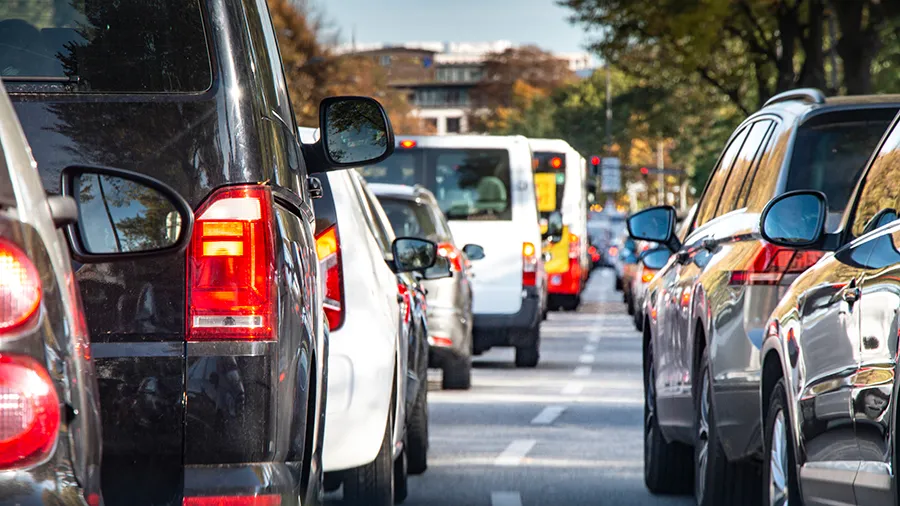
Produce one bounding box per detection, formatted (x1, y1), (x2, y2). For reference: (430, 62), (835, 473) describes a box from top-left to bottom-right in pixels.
(380, 198), (439, 240)
(722, 120), (772, 212)
(0, 0), (212, 92)
(695, 127), (748, 228)
(360, 147), (513, 221)
(787, 117), (892, 231)
(851, 122), (900, 237)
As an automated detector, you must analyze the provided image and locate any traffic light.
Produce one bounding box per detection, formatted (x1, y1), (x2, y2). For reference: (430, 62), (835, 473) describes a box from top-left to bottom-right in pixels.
(640, 166), (650, 180)
(590, 155), (601, 177)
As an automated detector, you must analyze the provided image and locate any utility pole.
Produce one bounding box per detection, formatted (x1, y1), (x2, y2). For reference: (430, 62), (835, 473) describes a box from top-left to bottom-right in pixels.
(657, 141), (665, 205)
(605, 65), (612, 152)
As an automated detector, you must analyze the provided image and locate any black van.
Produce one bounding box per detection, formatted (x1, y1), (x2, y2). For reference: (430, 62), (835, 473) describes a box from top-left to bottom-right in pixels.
(1, 1), (395, 504)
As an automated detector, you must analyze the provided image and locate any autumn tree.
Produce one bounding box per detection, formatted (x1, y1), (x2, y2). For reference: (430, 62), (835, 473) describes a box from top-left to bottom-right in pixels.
(473, 45), (577, 108)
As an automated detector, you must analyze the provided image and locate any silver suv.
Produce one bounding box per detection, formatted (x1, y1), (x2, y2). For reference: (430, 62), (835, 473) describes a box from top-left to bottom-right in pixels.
(629, 89), (900, 505)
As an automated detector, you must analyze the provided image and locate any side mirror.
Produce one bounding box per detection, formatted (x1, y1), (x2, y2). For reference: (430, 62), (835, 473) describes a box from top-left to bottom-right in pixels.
(640, 247), (671, 271)
(423, 255), (453, 280)
(862, 208), (899, 235)
(462, 244), (485, 260)
(61, 166), (194, 263)
(391, 237), (438, 274)
(309, 96), (395, 173)
(627, 206), (678, 251)
(760, 190), (827, 248)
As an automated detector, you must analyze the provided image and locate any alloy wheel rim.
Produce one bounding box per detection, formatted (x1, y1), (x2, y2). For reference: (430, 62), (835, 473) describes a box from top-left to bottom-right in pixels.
(695, 371), (710, 503)
(769, 410), (789, 506)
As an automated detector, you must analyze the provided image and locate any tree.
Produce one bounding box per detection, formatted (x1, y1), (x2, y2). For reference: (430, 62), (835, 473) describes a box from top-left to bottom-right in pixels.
(473, 45), (577, 108)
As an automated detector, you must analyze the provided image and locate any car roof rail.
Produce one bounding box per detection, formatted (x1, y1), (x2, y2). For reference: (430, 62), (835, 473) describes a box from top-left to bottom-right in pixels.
(763, 88), (826, 108)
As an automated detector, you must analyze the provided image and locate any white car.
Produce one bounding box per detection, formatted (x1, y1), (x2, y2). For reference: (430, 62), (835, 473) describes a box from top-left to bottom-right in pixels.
(302, 128), (435, 505)
(359, 135), (545, 367)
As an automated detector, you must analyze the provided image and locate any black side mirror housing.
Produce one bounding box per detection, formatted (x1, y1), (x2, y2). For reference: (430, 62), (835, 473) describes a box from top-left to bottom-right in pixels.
(462, 244), (485, 260)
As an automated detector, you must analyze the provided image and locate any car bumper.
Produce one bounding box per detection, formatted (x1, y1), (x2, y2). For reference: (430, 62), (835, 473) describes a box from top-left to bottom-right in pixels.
(184, 463), (305, 505)
(547, 261), (582, 296)
(426, 305), (468, 355)
(473, 287), (540, 349)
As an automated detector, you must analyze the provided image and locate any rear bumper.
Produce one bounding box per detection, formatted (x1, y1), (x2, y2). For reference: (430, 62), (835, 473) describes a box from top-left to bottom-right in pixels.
(473, 287), (540, 349)
(547, 260), (582, 296)
(426, 305), (468, 356)
(184, 462), (302, 505)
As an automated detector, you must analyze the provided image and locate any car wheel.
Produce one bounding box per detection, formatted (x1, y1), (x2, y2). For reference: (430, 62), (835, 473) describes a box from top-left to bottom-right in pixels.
(763, 379), (801, 506)
(627, 295), (635, 315)
(615, 276), (623, 291)
(406, 379), (429, 474)
(515, 327), (540, 368)
(442, 354), (472, 390)
(342, 411), (394, 505)
(694, 349), (760, 506)
(643, 337), (693, 494)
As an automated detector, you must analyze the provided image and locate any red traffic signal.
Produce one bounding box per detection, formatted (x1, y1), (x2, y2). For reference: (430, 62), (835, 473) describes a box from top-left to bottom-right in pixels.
(590, 155), (601, 166)
(640, 167), (650, 175)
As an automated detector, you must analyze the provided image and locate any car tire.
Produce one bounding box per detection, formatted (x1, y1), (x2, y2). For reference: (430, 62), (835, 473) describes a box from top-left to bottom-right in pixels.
(515, 327), (540, 368)
(763, 379), (801, 506)
(442, 354), (472, 390)
(342, 415), (394, 506)
(627, 295), (635, 315)
(393, 439), (408, 504)
(643, 337), (693, 494)
(615, 276), (623, 291)
(694, 349), (760, 506)
(633, 308), (644, 332)
(406, 380), (429, 474)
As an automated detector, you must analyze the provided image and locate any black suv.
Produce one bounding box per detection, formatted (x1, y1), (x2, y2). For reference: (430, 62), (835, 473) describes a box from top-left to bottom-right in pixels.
(630, 89), (900, 505)
(2, 1), (395, 505)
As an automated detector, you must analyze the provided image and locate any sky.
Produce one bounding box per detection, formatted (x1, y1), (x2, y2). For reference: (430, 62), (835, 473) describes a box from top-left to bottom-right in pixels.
(310, 0), (594, 54)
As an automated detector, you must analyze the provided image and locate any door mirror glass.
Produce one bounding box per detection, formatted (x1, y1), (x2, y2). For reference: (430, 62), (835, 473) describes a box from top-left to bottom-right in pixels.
(545, 211), (564, 240)
(640, 247), (671, 270)
(392, 237), (438, 273)
(462, 243), (485, 260)
(760, 191), (827, 247)
(424, 255), (453, 280)
(64, 167), (194, 260)
(628, 206), (675, 243)
(321, 96), (394, 167)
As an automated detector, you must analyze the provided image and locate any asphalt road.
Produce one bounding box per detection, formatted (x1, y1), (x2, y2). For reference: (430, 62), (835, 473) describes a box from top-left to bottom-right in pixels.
(329, 268), (694, 506)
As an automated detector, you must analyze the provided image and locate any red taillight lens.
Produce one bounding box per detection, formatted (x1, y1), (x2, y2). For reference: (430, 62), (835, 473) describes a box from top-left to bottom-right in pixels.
(641, 270), (656, 283)
(397, 283), (411, 323)
(0, 355), (60, 469)
(729, 243), (823, 286)
(0, 239), (41, 333)
(187, 186), (276, 341)
(399, 140), (417, 149)
(438, 242), (463, 272)
(608, 246), (619, 257)
(316, 225), (344, 331)
(522, 242), (538, 287)
(183, 496), (281, 506)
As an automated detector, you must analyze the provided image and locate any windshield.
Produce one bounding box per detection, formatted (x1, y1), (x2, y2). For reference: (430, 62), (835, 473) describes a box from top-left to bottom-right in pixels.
(0, 0), (211, 92)
(360, 147), (513, 221)
(379, 197), (438, 239)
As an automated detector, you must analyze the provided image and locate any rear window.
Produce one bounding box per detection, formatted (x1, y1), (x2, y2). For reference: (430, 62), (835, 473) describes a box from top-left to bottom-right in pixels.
(379, 198), (438, 239)
(533, 151), (565, 218)
(360, 147), (513, 221)
(0, 0), (212, 92)
(785, 115), (893, 229)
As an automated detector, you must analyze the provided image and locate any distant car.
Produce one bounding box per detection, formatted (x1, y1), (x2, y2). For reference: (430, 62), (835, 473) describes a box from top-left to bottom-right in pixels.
(0, 80), (195, 504)
(371, 183), (484, 390)
(359, 135), (545, 368)
(589, 211), (627, 267)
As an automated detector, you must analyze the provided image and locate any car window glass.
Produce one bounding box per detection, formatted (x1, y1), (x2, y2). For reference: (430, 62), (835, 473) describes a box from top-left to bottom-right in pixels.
(694, 126), (749, 228)
(745, 126), (790, 211)
(380, 198), (439, 240)
(732, 120), (774, 210)
(349, 174), (391, 253)
(851, 123), (900, 237)
(358, 177), (397, 249)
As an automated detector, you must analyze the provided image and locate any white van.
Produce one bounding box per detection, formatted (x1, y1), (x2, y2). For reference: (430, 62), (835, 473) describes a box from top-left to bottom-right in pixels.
(528, 138), (590, 310)
(359, 135), (545, 367)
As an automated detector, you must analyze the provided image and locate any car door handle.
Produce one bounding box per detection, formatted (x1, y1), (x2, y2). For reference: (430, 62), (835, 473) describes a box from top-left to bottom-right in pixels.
(842, 287), (861, 304)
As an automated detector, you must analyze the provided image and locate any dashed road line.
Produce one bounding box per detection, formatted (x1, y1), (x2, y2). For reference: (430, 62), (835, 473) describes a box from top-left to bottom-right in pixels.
(578, 353), (595, 364)
(561, 382), (584, 395)
(531, 405), (566, 425)
(573, 365), (592, 376)
(584, 343), (597, 353)
(494, 439), (536, 466)
(587, 335), (600, 344)
(491, 491), (523, 506)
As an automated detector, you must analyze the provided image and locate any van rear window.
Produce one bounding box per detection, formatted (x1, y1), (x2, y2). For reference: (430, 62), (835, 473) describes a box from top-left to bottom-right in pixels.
(361, 147), (513, 221)
(0, 0), (212, 92)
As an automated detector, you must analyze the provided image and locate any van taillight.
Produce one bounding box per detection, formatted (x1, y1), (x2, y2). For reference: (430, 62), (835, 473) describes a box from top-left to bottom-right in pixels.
(316, 225), (344, 331)
(522, 242), (538, 287)
(729, 243), (823, 286)
(0, 239), (41, 333)
(187, 186), (276, 341)
(0, 355), (60, 469)
(438, 242), (463, 272)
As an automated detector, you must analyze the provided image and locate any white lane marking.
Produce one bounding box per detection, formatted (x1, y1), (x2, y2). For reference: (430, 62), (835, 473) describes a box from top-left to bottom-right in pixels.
(491, 491), (523, 506)
(494, 439), (536, 466)
(584, 344), (597, 353)
(579, 354), (595, 364)
(561, 382), (584, 395)
(531, 405), (566, 425)
(573, 365), (592, 377)
(587, 335), (600, 343)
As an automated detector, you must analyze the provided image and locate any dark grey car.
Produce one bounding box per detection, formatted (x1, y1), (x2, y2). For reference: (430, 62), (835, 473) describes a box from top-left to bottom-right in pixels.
(630, 89), (900, 505)
(370, 183), (484, 390)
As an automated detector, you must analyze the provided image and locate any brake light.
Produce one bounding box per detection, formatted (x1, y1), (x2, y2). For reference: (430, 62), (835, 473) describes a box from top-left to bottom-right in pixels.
(642, 270), (656, 283)
(0, 355), (60, 469)
(729, 243), (823, 286)
(608, 246), (619, 257)
(187, 186), (276, 341)
(550, 157), (563, 169)
(316, 225), (345, 331)
(568, 233), (580, 260)
(0, 239), (41, 333)
(183, 496), (281, 506)
(523, 242), (538, 287)
(397, 283), (411, 323)
(438, 242), (463, 272)
(399, 140), (417, 149)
